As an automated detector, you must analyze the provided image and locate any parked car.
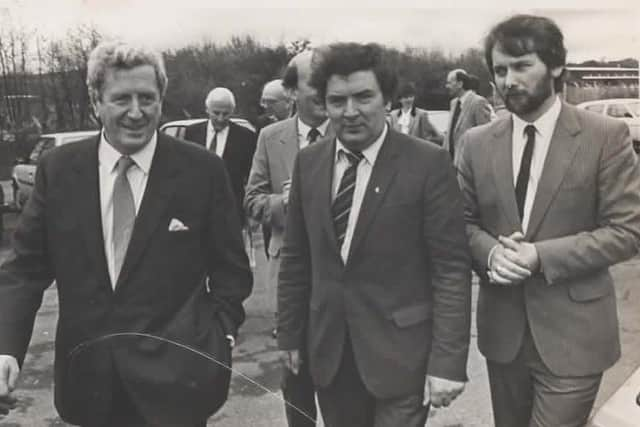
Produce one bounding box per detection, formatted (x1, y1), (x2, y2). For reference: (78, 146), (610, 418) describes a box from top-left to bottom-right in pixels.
(11, 130), (99, 210)
(576, 98), (640, 152)
(160, 117), (256, 140)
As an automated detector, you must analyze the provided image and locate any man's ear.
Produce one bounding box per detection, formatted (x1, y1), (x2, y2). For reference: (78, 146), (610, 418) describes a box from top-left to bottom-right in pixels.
(550, 65), (564, 79)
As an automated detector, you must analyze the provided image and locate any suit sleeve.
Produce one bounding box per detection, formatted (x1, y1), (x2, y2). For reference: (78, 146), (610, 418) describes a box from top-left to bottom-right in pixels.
(474, 97), (493, 126)
(423, 148), (472, 382)
(535, 122), (640, 284)
(206, 155), (253, 337)
(276, 154), (311, 351)
(244, 129), (288, 229)
(0, 156), (54, 365)
(457, 132), (499, 279)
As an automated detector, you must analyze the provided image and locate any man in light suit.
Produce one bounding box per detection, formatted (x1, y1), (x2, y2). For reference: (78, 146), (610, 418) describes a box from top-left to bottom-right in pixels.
(183, 87), (257, 224)
(443, 68), (492, 164)
(457, 15), (640, 427)
(389, 81), (443, 145)
(245, 49), (330, 427)
(258, 79), (293, 129)
(0, 41), (252, 426)
(278, 42), (471, 427)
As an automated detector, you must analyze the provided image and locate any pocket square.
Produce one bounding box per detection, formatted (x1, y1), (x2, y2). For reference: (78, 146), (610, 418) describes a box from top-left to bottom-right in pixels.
(168, 218), (189, 232)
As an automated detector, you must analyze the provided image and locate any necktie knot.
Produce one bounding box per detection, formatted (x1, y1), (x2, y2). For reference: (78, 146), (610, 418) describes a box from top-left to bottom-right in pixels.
(308, 128), (320, 143)
(342, 149), (364, 166)
(524, 124), (536, 139)
(116, 156), (135, 175)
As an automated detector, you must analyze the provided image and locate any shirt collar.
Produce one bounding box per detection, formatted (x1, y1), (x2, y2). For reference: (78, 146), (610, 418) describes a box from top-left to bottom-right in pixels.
(512, 95), (562, 140)
(458, 90), (471, 104)
(298, 117), (330, 139)
(98, 130), (157, 175)
(335, 123), (388, 166)
(208, 120), (229, 136)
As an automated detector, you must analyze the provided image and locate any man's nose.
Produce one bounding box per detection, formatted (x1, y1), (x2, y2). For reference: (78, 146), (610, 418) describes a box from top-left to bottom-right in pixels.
(344, 98), (358, 118)
(127, 97), (143, 119)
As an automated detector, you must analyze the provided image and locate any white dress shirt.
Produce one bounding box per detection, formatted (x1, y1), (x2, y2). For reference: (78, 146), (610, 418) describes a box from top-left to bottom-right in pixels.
(397, 109), (411, 134)
(297, 118), (330, 149)
(99, 132), (157, 288)
(206, 121), (229, 157)
(332, 125), (387, 263)
(512, 95), (561, 233)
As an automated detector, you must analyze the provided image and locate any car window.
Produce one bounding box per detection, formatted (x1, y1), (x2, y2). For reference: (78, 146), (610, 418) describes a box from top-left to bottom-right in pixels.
(161, 126), (186, 139)
(584, 104), (604, 114)
(29, 137), (56, 163)
(61, 134), (95, 145)
(607, 103), (633, 118)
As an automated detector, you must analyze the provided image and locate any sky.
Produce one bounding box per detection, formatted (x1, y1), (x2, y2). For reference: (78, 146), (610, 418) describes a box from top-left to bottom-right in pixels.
(1, 0), (639, 63)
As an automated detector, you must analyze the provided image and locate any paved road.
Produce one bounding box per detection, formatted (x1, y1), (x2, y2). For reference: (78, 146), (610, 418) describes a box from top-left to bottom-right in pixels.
(0, 205), (639, 426)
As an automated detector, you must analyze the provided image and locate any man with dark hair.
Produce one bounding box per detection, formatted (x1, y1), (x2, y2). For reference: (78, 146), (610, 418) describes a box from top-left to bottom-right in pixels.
(458, 14), (640, 427)
(443, 68), (492, 164)
(278, 42), (471, 427)
(389, 81), (443, 144)
(245, 49), (330, 427)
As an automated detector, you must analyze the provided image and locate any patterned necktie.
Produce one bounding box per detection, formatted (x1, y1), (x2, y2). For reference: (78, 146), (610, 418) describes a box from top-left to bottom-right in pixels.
(449, 99), (462, 159)
(515, 124), (536, 221)
(307, 128), (320, 144)
(112, 156), (136, 283)
(332, 149), (364, 249)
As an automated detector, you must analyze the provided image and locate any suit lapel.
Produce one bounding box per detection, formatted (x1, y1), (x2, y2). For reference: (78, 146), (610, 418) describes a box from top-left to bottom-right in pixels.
(115, 134), (181, 290)
(279, 118), (300, 178)
(525, 103), (582, 240)
(347, 130), (400, 262)
(491, 116), (522, 232)
(72, 136), (112, 292)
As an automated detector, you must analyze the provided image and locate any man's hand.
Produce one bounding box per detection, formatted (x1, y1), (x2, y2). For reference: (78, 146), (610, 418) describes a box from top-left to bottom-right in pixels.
(279, 350), (300, 375)
(0, 355), (19, 416)
(423, 375), (465, 408)
(281, 180), (292, 207)
(499, 234), (540, 273)
(489, 232), (531, 285)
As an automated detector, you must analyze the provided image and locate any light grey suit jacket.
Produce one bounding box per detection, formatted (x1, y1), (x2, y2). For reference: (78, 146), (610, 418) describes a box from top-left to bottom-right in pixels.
(444, 90), (492, 164)
(457, 102), (640, 376)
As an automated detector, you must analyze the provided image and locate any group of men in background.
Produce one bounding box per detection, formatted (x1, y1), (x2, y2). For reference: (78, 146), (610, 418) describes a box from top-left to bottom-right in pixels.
(1, 12), (639, 427)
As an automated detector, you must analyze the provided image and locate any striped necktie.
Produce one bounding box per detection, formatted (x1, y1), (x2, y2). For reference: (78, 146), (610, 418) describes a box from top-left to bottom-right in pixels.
(332, 149), (364, 248)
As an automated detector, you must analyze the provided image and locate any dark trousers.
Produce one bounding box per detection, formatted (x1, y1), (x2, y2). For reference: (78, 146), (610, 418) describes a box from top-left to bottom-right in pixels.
(316, 336), (428, 427)
(282, 342), (317, 427)
(487, 327), (602, 427)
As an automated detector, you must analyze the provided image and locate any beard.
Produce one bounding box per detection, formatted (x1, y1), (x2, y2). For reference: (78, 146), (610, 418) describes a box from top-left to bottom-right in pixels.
(502, 72), (553, 117)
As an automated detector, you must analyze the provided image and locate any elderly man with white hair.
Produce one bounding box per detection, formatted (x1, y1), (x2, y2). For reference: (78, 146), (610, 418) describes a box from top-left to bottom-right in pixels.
(184, 87), (257, 224)
(260, 79), (293, 125)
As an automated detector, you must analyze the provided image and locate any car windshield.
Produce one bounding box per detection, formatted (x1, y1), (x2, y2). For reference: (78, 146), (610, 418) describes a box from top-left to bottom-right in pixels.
(626, 101), (640, 117)
(29, 137), (56, 163)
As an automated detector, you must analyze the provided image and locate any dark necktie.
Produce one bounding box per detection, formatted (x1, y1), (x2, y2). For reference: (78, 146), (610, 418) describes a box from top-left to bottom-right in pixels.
(209, 131), (218, 154)
(112, 156), (136, 283)
(332, 149), (364, 249)
(449, 99), (462, 159)
(307, 128), (320, 144)
(515, 124), (536, 221)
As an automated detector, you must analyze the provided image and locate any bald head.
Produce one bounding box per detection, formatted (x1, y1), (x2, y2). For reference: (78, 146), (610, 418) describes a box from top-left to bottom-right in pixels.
(446, 69), (468, 98)
(260, 79), (291, 121)
(205, 87), (236, 131)
(282, 49), (326, 127)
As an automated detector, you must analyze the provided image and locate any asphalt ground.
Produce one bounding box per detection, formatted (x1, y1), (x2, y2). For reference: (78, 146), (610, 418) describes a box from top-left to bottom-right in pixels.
(0, 181), (638, 426)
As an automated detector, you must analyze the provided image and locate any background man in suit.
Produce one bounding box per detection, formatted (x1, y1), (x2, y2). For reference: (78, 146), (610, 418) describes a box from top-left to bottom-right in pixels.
(278, 42), (471, 427)
(258, 79), (293, 128)
(457, 14), (640, 427)
(389, 81), (443, 145)
(0, 41), (252, 426)
(245, 49), (330, 427)
(443, 68), (492, 164)
(184, 87), (257, 224)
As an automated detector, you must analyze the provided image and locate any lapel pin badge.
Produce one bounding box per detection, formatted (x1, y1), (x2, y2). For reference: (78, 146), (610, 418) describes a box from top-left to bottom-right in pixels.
(374, 186), (380, 193)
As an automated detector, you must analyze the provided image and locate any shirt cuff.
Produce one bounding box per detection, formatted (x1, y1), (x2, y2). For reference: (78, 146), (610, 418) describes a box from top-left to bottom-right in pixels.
(225, 334), (235, 348)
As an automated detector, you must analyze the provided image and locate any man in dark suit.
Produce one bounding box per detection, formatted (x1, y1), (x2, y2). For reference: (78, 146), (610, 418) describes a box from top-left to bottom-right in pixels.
(183, 87), (257, 224)
(457, 15), (640, 427)
(245, 50), (330, 427)
(0, 41), (252, 427)
(277, 42), (471, 427)
(389, 81), (443, 145)
(443, 68), (493, 165)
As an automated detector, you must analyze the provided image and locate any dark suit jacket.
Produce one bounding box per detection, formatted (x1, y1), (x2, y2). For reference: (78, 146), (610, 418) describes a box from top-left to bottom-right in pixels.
(278, 129), (471, 399)
(458, 102), (640, 376)
(389, 106), (444, 145)
(0, 133), (253, 425)
(184, 120), (257, 222)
